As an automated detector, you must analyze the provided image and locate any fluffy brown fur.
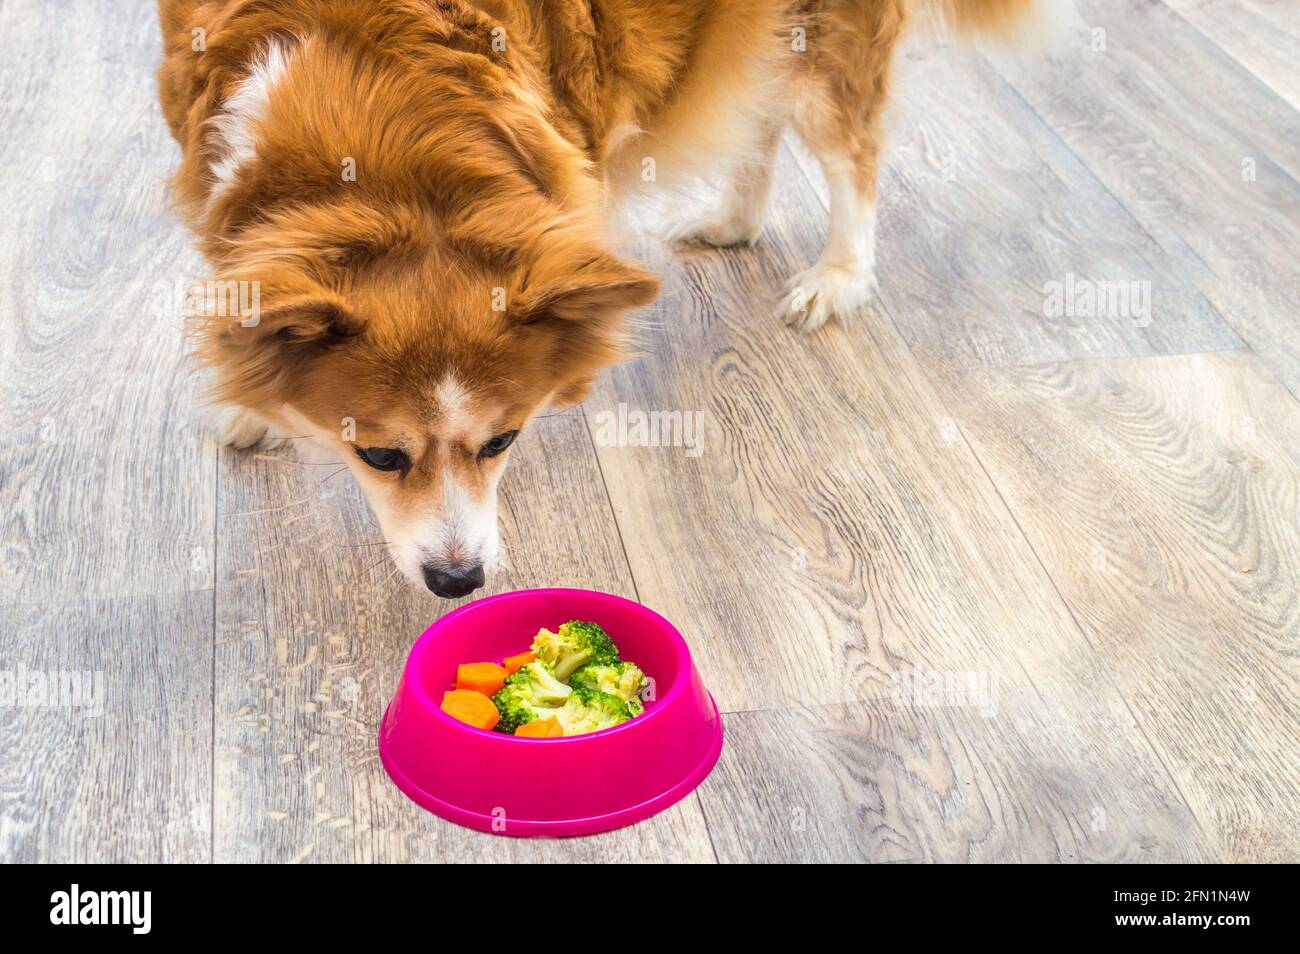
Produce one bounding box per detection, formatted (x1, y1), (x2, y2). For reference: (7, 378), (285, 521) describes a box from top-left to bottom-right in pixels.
(156, 0), (1041, 594)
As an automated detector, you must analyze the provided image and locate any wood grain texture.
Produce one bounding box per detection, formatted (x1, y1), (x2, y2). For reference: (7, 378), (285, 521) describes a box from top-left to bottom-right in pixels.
(994, 0), (1300, 397)
(785, 38), (1241, 369)
(0, 0), (216, 604)
(0, 593), (213, 862)
(698, 688), (1215, 863)
(0, 0), (216, 865)
(1164, 0), (1300, 111)
(597, 151), (1218, 863)
(594, 148), (1152, 711)
(932, 349), (1300, 862)
(212, 414), (714, 862)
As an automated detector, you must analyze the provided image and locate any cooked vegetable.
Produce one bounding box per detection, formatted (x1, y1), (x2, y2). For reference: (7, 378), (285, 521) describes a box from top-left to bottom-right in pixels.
(441, 689), (500, 730)
(501, 651), (537, 675)
(442, 620), (650, 737)
(530, 620), (619, 682)
(514, 715), (563, 738)
(553, 685), (634, 735)
(455, 662), (508, 695)
(491, 661), (572, 734)
(568, 661), (649, 716)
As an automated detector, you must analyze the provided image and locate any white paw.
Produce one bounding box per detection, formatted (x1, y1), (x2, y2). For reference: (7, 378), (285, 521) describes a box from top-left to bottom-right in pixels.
(776, 262), (879, 334)
(208, 405), (275, 449)
(670, 212), (763, 248)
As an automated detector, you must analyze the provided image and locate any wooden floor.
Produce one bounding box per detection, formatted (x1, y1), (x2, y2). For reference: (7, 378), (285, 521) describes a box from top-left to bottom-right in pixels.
(2, 0), (1297, 863)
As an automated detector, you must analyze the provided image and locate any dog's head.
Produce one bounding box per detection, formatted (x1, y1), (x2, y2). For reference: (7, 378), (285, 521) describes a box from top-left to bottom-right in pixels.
(197, 200), (658, 597)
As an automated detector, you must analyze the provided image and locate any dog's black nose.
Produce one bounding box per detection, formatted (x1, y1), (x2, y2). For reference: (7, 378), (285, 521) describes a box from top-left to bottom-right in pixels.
(422, 563), (485, 599)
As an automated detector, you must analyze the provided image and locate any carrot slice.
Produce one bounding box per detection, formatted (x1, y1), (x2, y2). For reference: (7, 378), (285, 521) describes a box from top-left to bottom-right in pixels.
(455, 662), (509, 695)
(515, 716), (563, 738)
(441, 689), (500, 730)
(502, 651), (537, 675)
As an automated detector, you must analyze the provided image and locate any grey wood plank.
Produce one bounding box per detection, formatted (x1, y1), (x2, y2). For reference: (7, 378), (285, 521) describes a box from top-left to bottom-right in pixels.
(598, 147), (1145, 711)
(932, 349), (1300, 862)
(0, 592), (213, 862)
(608, 140), (1237, 857)
(0, 0), (216, 604)
(994, 0), (1300, 397)
(596, 135), (1215, 860)
(1164, 0), (1300, 111)
(212, 413), (715, 862)
(699, 688), (1215, 863)
(783, 38), (1242, 369)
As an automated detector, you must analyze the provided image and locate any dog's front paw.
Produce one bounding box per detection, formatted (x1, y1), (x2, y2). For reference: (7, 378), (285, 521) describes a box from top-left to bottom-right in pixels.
(208, 405), (274, 449)
(669, 212), (764, 248)
(776, 263), (879, 334)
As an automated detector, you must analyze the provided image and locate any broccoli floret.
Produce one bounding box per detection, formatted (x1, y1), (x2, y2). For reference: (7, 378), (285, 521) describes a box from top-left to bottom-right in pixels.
(530, 620), (620, 682)
(553, 685), (634, 735)
(569, 661), (649, 716)
(490, 661), (571, 733)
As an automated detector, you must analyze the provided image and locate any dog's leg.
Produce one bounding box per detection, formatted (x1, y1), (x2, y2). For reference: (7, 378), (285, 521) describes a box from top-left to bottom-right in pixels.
(209, 404), (270, 448)
(673, 122), (782, 247)
(778, 1), (906, 333)
(206, 404), (290, 450)
(777, 155), (881, 333)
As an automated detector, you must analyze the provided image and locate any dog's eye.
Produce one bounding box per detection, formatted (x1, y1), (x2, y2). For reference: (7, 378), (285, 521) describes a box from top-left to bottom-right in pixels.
(478, 430), (518, 460)
(355, 446), (409, 472)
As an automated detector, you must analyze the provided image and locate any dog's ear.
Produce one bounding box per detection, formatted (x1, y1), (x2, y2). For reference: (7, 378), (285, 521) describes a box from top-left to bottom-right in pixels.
(195, 286), (362, 405)
(516, 233), (660, 324)
(239, 293), (363, 346)
(512, 238), (657, 412)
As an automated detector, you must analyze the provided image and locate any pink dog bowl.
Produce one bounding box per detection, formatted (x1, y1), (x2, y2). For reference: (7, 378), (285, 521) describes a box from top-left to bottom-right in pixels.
(378, 588), (723, 837)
